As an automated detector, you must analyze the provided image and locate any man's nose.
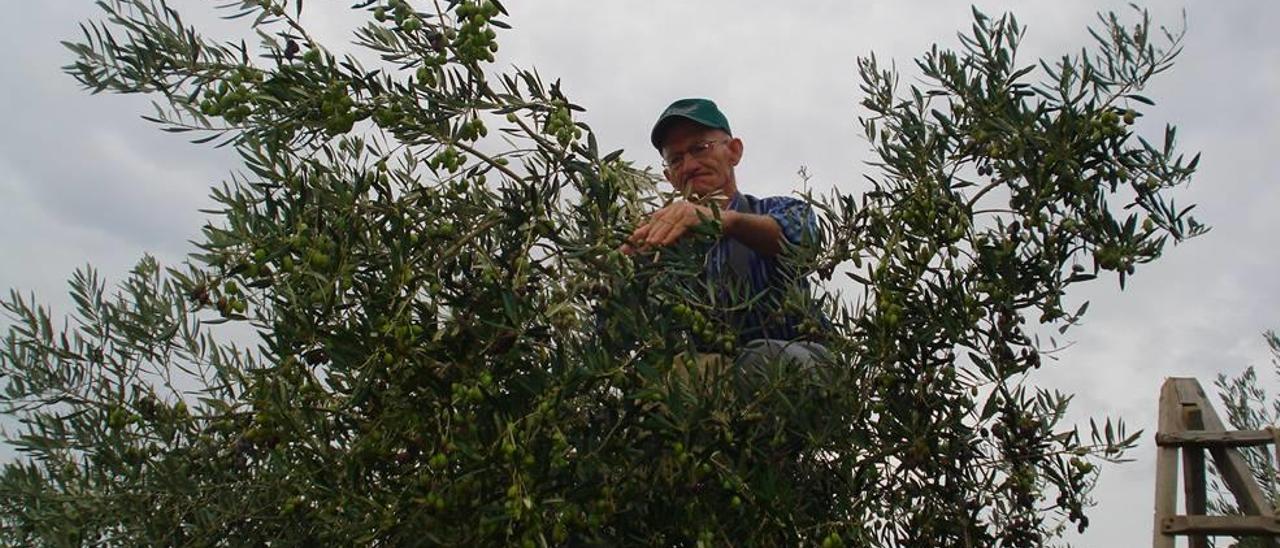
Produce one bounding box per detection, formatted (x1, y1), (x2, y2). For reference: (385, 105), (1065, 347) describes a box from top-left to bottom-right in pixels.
(674, 156), (699, 178)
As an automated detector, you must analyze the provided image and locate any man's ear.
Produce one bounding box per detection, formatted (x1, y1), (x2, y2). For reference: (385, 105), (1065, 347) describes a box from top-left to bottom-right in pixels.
(727, 137), (744, 166)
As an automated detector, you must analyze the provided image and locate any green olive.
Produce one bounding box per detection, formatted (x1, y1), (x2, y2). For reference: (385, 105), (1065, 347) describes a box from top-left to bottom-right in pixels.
(309, 252), (330, 269)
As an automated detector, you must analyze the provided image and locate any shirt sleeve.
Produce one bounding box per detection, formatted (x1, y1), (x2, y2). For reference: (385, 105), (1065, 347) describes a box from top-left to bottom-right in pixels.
(759, 197), (819, 246)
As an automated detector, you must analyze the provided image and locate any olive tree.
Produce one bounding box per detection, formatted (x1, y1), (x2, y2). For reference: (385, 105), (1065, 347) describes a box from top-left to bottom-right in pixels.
(2, 2), (1202, 545)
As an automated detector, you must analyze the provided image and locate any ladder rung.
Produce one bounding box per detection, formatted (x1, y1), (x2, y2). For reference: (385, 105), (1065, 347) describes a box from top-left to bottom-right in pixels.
(1163, 515), (1280, 536)
(1156, 429), (1276, 448)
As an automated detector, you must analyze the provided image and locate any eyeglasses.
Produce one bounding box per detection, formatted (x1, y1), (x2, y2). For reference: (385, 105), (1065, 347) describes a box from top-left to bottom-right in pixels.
(661, 138), (730, 169)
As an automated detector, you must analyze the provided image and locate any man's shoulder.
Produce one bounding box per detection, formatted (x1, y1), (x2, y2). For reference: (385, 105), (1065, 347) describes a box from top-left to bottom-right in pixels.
(737, 192), (819, 247)
(738, 193), (808, 212)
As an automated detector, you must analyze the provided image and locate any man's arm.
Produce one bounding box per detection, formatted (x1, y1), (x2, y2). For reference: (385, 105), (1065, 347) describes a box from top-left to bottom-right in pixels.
(622, 200), (792, 257)
(722, 209), (783, 257)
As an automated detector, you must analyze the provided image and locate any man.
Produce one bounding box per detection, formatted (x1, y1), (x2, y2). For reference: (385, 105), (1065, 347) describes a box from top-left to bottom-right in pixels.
(625, 98), (829, 380)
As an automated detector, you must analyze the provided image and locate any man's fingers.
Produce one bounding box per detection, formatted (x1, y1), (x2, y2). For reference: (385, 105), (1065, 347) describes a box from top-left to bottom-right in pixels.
(645, 218), (677, 246)
(659, 224), (688, 246)
(648, 219), (688, 247)
(629, 201), (711, 251)
(629, 223), (652, 244)
(669, 202), (709, 228)
(621, 223), (652, 255)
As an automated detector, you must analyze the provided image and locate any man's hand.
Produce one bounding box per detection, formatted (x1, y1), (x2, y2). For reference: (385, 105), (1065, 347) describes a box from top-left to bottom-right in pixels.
(621, 200), (716, 255)
(621, 199), (788, 257)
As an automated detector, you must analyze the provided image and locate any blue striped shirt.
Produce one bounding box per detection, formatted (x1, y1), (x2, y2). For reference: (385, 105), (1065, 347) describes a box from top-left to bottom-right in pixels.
(706, 192), (822, 343)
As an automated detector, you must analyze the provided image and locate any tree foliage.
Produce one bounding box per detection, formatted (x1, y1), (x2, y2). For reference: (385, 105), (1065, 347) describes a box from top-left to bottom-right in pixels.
(2, 1), (1202, 545)
(1210, 330), (1280, 547)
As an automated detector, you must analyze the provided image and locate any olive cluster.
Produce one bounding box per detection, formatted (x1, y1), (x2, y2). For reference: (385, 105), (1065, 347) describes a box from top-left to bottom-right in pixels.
(302, 47), (321, 65)
(415, 62), (439, 89)
(1067, 455), (1093, 475)
(203, 48), (361, 137)
(377, 0), (423, 32)
(371, 97), (429, 133)
(1058, 451), (1095, 531)
(875, 291), (904, 328)
(372, 102), (402, 128)
(241, 247), (274, 278)
(428, 145), (464, 173)
(821, 532), (846, 548)
(452, 1), (500, 63)
(455, 115), (488, 142)
(256, 0), (285, 17)
(671, 302), (735, 353)
(297, 234), (334, 273)
(965, 128), (999, 176)
(795, 317), (825, 337)
(318, 84), (357, 136)
(450, 373), (487, 404)
(544, 102), (581, 147)
(375, 318), (425, 365)
(244, 404), (285, 449)
(271, 222), (361, 303)
(106, 404), (135, 431)
(1091, 243), (1133, 274)
(429, 219), (458, 239)
(217, 279), (249, 317)
(1088, 108), (1133, 140)
(198, 69), (263, 124)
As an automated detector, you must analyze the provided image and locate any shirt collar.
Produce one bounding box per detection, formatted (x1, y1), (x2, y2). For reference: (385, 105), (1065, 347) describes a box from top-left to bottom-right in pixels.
(726, 191), (744, 212)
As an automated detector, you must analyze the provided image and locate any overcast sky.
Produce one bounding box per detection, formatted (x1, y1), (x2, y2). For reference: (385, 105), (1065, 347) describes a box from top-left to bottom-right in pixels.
(3, 2), (1278, 545)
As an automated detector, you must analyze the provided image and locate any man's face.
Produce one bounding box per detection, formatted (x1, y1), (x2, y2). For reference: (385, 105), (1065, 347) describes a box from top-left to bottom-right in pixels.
(659, 119), (743, 199)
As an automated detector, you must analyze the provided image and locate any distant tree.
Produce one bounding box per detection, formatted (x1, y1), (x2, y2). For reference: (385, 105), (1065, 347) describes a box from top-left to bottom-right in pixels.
(1210, 330), (1280, 547)
(1, 2), (1202, 545)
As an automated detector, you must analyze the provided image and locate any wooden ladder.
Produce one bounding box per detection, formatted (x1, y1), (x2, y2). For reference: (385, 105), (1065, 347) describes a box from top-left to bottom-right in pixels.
(1154, 377), (1280, 547)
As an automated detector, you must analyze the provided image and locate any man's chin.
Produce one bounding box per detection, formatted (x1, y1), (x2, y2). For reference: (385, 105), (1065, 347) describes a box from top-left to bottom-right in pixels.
(679, 179), (720, 197)
(694, 185), (729, 200)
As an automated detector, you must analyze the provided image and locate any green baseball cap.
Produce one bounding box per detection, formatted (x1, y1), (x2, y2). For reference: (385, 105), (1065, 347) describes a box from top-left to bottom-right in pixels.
(650, 98), (732, 149)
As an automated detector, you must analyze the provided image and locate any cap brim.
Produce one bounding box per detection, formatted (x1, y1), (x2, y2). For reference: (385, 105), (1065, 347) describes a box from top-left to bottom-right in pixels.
(650, 115), (693, 150)
(651, 114), (729, 150)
